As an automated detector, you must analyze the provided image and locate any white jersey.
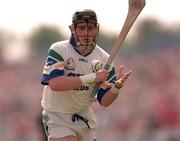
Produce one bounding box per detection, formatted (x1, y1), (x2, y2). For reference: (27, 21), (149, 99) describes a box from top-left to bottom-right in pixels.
(41, 40), (116, 114)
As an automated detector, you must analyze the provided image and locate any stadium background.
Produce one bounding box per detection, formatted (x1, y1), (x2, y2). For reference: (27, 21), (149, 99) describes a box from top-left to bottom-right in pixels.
(0, 1), (180, 140)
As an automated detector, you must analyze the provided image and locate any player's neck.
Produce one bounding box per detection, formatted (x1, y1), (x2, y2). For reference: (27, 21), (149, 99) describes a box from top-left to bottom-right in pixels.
(74, 46), (93, 57)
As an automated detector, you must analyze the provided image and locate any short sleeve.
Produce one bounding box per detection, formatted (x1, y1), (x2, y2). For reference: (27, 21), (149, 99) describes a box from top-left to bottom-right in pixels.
(41, 47), (64, 85)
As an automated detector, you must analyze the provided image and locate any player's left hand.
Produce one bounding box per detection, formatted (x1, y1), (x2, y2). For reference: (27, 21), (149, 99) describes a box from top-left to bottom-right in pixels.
(115, 65), (132, 89)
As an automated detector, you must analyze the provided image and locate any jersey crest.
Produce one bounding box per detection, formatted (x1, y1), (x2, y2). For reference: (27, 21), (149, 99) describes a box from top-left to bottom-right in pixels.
(64, 57), (76, 71)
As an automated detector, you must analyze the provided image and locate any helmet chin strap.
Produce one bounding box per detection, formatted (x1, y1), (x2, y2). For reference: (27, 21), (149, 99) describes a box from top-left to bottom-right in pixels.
(69, 34), (97, 56)
(74, 34), (96, 56)
(75, 41), (94, 56)
(76, 41), (94, 49)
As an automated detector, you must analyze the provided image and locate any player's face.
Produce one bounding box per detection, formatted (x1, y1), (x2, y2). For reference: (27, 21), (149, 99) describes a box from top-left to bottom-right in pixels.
(75, 21), (98, 45)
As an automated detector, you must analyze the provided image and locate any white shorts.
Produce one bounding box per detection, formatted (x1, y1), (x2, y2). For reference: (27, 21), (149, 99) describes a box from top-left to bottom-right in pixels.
(42, 109), (97, 140)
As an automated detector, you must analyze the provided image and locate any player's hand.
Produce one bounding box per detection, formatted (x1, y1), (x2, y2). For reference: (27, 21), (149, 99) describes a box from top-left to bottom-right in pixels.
(115, 65), (132, 89)
(94, 69), (109, 83)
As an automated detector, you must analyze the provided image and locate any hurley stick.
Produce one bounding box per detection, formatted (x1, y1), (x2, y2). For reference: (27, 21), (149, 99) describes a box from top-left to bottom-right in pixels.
(90, 0), (146, 101)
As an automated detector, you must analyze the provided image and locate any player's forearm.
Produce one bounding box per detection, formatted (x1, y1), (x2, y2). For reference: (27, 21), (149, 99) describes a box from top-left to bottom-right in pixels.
(100, 84), (121, 107)
(48, 76), (82, 91)
(100, 91), (119, 107)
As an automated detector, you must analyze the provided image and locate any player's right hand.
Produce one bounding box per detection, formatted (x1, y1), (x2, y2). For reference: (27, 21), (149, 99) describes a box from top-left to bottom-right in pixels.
(94, 69), (109, 83)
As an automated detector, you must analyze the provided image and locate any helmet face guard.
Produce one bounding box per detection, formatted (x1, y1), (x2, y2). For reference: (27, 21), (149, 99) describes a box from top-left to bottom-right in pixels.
(69, 9), (99, 56)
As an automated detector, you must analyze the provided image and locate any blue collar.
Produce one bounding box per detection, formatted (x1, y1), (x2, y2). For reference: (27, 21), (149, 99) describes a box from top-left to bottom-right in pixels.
(69, 34), (76, 46)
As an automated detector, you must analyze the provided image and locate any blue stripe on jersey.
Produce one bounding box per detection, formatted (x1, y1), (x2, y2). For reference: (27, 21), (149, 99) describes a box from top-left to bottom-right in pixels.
(97, 75), (116, 104)
(41, 69), (64, 85)
(46, 57), (58, 66)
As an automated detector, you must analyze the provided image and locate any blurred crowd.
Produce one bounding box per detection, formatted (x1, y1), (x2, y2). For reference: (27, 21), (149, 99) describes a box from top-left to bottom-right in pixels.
(0, 46), (180, 141)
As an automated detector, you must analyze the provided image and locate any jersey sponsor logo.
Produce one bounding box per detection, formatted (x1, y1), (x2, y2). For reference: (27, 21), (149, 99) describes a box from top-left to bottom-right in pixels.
(79, 58), (88, 62)
(67, 72), (89, 91)
(64, 57), (75, 70)
(67, 72), (83, 77)
(74, 85), (89, 91)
